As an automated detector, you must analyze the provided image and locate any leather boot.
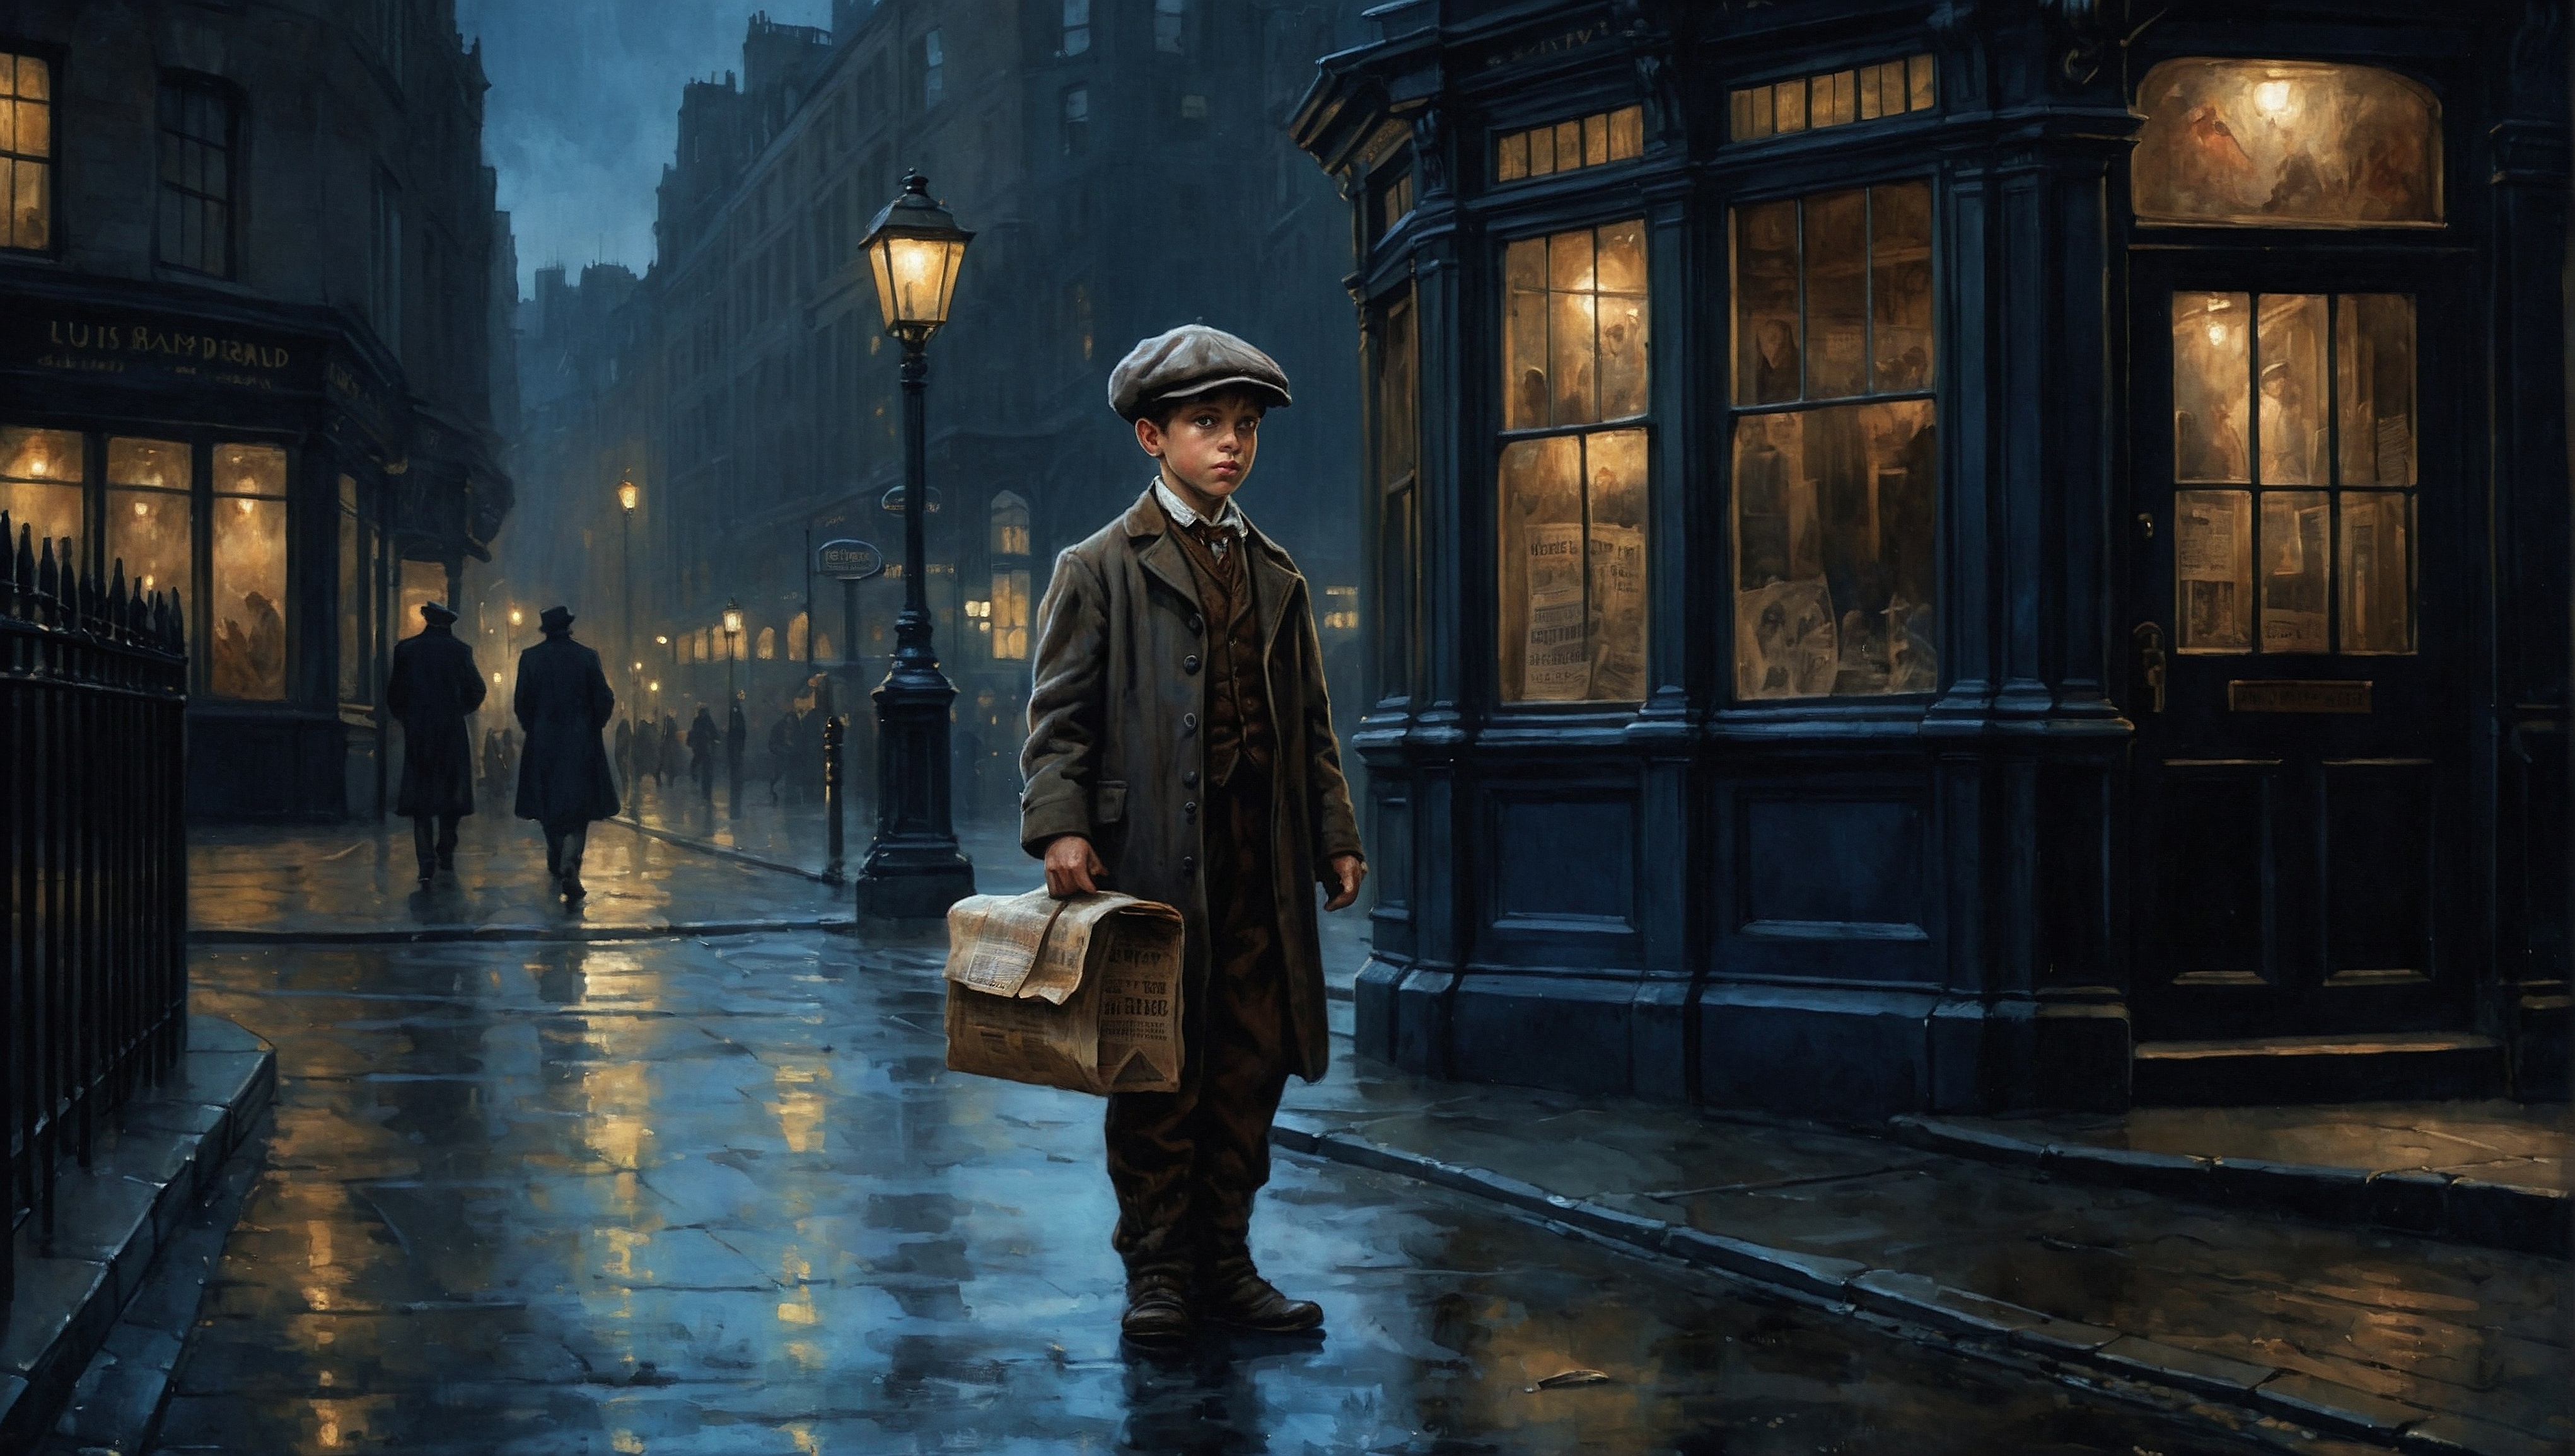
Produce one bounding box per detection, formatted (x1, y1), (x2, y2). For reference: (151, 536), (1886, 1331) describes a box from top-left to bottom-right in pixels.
(1197, 1255), (1322, 1333)
(1120, 1268), (1194, 1343)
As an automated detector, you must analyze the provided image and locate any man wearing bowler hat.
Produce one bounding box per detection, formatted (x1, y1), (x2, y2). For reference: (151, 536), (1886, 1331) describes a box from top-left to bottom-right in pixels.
(385, 599), (486, 885)
(513, 605), (620, 903)
(1022, 324), (1367, 1343)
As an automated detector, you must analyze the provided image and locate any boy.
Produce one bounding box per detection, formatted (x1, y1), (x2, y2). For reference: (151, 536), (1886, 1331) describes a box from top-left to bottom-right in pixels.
(1021, 325), (1366, 1343)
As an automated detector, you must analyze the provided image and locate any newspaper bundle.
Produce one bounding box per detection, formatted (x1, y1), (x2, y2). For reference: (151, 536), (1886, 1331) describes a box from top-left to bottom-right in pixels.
(943, 888), (1186, 1096)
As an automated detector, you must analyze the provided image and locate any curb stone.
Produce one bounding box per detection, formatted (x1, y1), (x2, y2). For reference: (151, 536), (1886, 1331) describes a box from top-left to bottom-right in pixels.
(1890, 1114), (2572, 1259)
(1275, 1115), (2535, 1456)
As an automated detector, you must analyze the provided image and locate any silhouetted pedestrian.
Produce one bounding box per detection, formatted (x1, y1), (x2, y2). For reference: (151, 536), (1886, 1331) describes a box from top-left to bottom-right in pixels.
(726, 694), (748, 818)
(513, 606), (620, 903)
(385, 600), (485, 885)
(687, 706), (718, 802)
(614, 716), (634, 801)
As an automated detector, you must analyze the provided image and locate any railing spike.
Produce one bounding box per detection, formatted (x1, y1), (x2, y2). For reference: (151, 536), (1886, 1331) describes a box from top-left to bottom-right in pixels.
(15, 526), (33, 614)
(108, 560), (128, 638)
(37, 536), (58, 623)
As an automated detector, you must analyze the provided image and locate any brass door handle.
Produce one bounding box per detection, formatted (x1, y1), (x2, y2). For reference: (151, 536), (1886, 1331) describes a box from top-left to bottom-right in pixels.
(2132, 621), (2167, 715)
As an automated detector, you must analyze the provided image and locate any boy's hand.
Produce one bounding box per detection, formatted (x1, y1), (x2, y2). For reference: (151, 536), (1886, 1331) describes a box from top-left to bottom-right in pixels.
(1043, 835), (1106, 898)
(1323, 853), (1366, 911)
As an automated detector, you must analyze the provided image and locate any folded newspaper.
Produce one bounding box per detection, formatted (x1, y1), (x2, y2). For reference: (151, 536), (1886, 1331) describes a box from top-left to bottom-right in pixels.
(943, 888), (1187, 1095)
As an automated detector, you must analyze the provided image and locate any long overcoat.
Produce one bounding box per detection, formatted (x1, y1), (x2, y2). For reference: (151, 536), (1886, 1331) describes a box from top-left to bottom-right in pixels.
(386, 625), (486, 818)
(1021, 487), (1364, 1083)
(513, 633), (621, 824)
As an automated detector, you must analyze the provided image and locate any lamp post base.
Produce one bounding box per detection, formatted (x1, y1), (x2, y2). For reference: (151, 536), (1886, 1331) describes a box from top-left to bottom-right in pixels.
(853, 843), (977, 918)
(856, 643), (976, 918)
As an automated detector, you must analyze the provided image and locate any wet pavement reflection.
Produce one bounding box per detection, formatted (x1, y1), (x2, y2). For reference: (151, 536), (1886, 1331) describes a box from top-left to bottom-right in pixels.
(160, 929), (2295, 1455)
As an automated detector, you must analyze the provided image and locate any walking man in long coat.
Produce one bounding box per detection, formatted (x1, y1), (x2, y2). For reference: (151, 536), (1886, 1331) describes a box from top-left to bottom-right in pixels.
(385, 600), (485, 886)
(513, 606), (620, 903)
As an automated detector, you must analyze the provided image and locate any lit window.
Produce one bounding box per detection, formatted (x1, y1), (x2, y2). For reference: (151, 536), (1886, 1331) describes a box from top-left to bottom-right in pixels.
(157, 77), (238, 277)
(1154, 0), (1186, 54)
(1497, 221), (1649, 704)
(1, 52), (53, 251)
(1062, 0), (1090, 56)
(211, 443), (289, 701)
(991, 490), (1032, 556)
(108, 438), (194, 632)
(1322, 585), (1360, 633)
(1371, 166), (1412, 243)
(1495, 107), (1643, 183)
(1376, 291), (1418, 698)
(2170, 291), (2416, 656)
(991, 570), (1030, 660)
(757, 626), (777, 661)
(0, 425), (84, 565)
(1730, 182), (1939, 699)
(1731, 55), (1934, 142)
(2132, 59), (2439, 228)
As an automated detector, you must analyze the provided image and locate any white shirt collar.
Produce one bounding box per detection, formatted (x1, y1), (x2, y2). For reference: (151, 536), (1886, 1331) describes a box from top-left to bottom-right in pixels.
(1153, 475), (1247, 534)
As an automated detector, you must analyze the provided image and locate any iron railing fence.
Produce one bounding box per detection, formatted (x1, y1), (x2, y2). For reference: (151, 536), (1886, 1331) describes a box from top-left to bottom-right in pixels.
(1, 516), (189, 1306)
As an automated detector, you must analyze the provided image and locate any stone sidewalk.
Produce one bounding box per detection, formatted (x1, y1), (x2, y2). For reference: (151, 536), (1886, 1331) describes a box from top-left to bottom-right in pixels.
(1273, 1061), (2573, 1456)
(190, 812), (854, 942)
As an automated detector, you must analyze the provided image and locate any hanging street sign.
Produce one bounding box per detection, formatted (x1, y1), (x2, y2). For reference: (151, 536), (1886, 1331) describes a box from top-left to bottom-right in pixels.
(815, 538), (886, 581)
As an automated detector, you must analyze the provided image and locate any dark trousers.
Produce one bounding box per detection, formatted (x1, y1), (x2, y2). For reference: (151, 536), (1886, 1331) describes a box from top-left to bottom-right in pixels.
(410, 813), (460, 873)
(1105, 765), (1289, 1279)
(542, 821), (590, 881)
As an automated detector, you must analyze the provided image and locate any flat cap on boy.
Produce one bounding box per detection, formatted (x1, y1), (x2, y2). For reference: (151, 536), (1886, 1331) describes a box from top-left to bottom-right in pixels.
(1107, 325), (1293, 420)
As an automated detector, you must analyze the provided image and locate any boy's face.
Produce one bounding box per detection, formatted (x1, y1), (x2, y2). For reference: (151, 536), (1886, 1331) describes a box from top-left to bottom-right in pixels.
(1135, 390), (1264, 507)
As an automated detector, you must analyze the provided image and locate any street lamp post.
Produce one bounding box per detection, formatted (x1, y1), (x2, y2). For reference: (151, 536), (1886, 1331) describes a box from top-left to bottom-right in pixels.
(722, 599), (744, 818)
(853, 170), (975, 917)
(619, 478), (639, 818)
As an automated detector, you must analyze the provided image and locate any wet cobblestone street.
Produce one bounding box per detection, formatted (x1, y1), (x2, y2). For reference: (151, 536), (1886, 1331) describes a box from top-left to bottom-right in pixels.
(138, 822), (2359, 1455)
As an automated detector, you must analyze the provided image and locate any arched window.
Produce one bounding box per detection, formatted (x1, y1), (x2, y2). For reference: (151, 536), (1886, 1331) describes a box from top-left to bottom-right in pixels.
(756, 626), (776, 660)
(991, 490), (1031, 557)
(2132, 59), (2439, 229)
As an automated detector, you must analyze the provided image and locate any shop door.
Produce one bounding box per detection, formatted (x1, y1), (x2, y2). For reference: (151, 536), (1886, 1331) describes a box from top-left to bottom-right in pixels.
(2126, 253), (2468, 1041)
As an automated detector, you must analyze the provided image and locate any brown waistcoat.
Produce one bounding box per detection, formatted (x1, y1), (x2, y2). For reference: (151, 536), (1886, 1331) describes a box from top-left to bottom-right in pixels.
(1168, 512), (1275, 787)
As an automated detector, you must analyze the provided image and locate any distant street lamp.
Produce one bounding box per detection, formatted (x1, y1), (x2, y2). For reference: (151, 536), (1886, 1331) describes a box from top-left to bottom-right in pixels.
(619, 478), (640, 819)
(722, 599), (746, 819)
(854, 169), (976, 916)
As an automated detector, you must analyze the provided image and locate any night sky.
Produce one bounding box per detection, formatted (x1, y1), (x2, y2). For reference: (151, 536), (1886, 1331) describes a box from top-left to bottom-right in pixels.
(454, 0), (833, 297)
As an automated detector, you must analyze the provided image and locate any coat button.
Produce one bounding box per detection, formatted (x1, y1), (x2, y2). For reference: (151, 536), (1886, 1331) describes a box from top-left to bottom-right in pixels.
(1183, 800), (1198, 816)
(1182, 712), (1197, 732)
(1183, 770), (1199, 787)
(1189, 615), (1204, 635)
(1181, 855), (1197, 875)
(1183, 654), (1201, 674)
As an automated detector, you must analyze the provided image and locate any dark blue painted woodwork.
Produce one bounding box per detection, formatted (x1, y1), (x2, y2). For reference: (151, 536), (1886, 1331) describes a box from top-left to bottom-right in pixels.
(1294, 0), (2570, 1114)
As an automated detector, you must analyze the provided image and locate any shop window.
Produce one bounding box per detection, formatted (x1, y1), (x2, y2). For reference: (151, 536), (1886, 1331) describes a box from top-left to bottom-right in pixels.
(2, 52), (52, 252)
(2170, 291), (2416, 656)
(1499, 221), (1649, 704)
(2132, 60), (2439, 229)
(1731, 55), (1934, 142)
(991, 490), (1031, 556)
(1370, 165), (1414, 245)
(788, 611), (808, 661)
(1322, 585), (1359, 632)
(1061, 0), (1090, 57)
(397, 558), (443, 642)
(211, 443), (288, 700)
(991, 569), (1030, 661)
(1730, 182), (1938, 699)
(335, 474), (368, 703)
(757, 626), (777, 661)
(107, 437), (193, 625)
(0, 425), (83, 564)
(1155, 0), (1187, 54)
(1375, 289), (1418, 699)
(1494, 107), (1644, 183)
(156, 76), (237, 278)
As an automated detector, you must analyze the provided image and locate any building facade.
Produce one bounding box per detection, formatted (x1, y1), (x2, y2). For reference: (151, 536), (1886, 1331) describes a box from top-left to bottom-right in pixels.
(1296, 0), (2569, 1114)
(497, 1), (1371, 821)
(0, 0), (515, 819)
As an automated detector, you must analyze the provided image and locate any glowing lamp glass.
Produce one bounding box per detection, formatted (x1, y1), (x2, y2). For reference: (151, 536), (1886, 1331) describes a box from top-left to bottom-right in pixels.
(617, 480), (640, 512)
(859, 171), (974, 339)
